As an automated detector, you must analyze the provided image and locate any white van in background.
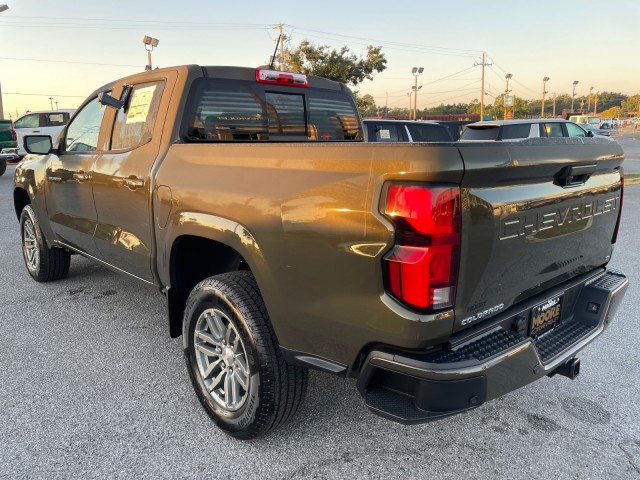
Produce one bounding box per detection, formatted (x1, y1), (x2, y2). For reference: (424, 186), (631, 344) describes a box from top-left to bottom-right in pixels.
(14, 109), (75, 157)
(568, 115), (602, 127)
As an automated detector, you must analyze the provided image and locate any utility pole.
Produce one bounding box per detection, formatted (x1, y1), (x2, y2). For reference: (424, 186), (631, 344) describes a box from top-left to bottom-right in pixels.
(275, 23), (285, 71)
(55, 101), (59, 109)
(587, 86), (594, 113)
(476, 52), (491, 120)
(594, 92), (599, 114)
(384, 92), (388, 118)
(551, 93), (557, 117)
(407, 92), (412, 117)
(49, 97), (53, 109)
(504, 73), (512, 120)
(541, 77), (549, 118)
(571, 80), (579, 113)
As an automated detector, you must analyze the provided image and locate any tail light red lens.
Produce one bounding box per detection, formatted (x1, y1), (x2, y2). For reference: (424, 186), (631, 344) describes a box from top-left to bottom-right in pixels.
(11, 125), (16, 141)
(383, 184), (460, 311)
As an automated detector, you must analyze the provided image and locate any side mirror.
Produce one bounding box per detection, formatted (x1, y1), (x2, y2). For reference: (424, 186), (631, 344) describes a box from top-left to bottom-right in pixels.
(587, 131), (594, 138)
(24, 135), (53, 154)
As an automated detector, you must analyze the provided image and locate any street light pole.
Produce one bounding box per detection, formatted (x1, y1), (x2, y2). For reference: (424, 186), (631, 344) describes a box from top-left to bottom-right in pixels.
(411, 67), (424, 120)
(49, 97), (53, 109)
(504, 73), (512, 120)
(541, 77), (549, 118)
(571, 80), (579, 113)
(587, 86), (594, 113)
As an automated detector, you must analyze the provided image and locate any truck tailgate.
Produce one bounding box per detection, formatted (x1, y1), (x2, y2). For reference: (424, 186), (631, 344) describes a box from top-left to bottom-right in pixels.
(454, 138), (624, 333)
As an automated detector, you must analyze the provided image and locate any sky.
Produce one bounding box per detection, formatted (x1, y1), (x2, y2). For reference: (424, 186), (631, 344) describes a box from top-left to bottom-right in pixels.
(0, 0), (639, 118)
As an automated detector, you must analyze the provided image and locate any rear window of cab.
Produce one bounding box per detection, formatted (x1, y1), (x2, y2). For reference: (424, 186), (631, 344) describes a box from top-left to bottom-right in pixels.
(182, 78), (363, 142)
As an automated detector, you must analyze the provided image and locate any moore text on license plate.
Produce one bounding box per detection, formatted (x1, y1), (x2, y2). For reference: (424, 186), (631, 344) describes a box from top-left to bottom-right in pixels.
(530, 295), (563, 336)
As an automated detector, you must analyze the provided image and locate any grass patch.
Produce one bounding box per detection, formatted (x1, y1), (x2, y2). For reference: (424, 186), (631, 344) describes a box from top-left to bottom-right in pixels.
(627, 173), (640, 179)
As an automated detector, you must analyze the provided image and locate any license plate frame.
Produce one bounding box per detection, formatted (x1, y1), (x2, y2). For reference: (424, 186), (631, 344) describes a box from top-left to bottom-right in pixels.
(530, 294), (563, 337)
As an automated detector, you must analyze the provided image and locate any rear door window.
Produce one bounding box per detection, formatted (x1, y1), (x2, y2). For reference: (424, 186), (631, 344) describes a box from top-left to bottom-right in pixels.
(367, 123), (406, 142)
(500, 124), (532, 139)
(111, 81), (165, 150)
(44, 112), (71, 127)
(460, 126), (500, 140)
(542, 123), (564, 138)
(406, 124), (452, 142)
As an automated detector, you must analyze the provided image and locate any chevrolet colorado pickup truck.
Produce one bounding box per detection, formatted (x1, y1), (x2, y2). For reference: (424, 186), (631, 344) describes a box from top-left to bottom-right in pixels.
(13, 65), (628, 439)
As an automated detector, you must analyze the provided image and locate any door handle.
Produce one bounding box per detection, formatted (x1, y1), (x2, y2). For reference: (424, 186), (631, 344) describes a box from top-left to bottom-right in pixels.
(123, 176), (145, 190)
(73, 172), (90, 182)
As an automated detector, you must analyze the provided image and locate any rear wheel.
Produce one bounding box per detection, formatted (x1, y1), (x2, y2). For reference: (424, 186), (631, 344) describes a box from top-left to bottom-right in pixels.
(20, 205), (70, 282)
(0, 159), (6, 176)
(183, 271), (307, 439)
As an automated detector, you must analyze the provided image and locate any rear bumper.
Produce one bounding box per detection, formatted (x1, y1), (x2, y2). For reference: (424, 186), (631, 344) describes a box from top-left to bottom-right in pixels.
(356, 268), (628, 424)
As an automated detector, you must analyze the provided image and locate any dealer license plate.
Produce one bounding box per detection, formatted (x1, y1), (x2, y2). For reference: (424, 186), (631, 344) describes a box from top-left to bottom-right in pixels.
(530, 295), (563, 336)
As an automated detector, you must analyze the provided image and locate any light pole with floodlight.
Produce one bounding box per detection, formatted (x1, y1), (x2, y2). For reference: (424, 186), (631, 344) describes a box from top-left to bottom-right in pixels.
(143, 35), (159, 71)
(411, 67), (423, 120)
(571, 80), (579, 113)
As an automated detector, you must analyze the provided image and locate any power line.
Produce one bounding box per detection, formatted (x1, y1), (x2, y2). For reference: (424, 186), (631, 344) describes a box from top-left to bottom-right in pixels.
(0, 56), (139, 68)
(4, 92), (86, 98)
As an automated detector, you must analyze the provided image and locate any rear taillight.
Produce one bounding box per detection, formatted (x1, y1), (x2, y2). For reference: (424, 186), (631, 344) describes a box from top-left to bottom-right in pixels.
(11, 124), (16, 141)
(382, 183), (460, 311)
(612, 168), (624, 244)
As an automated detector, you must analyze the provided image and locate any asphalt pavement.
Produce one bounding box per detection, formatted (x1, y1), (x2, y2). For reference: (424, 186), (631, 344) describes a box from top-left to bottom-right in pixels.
(1, 162), (639, 480)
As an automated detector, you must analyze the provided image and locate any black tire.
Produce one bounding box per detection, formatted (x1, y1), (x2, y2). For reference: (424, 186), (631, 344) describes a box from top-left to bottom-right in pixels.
(183, 271), (307, 440)
(0, 159), (6, 176)
(20, 205), (70, 282)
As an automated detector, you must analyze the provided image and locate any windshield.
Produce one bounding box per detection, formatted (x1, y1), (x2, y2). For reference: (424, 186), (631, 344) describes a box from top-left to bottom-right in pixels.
(588, 117), (600, 124)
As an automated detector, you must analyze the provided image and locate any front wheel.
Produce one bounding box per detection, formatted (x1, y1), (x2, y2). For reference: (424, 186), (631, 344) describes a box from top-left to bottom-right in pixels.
(20, 205), (70, 282)
(183, 271), (307, 439)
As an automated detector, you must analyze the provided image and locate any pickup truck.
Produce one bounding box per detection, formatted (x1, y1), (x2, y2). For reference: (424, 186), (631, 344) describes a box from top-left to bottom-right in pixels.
(13, 65), (628, 440)
(0, 119), (18, 176)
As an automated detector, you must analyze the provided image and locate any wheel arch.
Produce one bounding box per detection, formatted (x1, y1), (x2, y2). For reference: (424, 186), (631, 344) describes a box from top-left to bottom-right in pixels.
(13, 187), (31, 221)
(163, 212), (271, 339)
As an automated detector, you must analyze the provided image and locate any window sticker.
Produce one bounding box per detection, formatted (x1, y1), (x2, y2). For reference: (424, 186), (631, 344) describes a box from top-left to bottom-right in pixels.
(379, 129), (391, 139)
(126, 85), (157, 124)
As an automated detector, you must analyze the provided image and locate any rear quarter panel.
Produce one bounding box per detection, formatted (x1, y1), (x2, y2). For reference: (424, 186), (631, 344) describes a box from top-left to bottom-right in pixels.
(155, 142), (464, 367)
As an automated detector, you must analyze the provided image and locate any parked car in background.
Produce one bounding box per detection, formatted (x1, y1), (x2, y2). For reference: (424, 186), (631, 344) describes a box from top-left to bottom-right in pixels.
(363, 119), (452, 142)
(14, 109), (75, 157)
(434, 120), (474, 140)
(0, 119), (19, 176)
(581, 123), (611, 137)
(459, 119), (614, 141)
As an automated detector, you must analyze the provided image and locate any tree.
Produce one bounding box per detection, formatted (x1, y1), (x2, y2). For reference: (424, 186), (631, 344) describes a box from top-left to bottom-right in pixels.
(599, 106), (622, 119)
(621, 95), (640, 116)
(285, 40), (387, 87)
(357, 94), (378, 117)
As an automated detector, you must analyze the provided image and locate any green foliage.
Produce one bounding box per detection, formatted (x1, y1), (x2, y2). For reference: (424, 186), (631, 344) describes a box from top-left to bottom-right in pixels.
(599, 106), (622, 118)
(356, 93), (378, 117)
(621, 95), (640, 115)
(286, 40), (387, 86)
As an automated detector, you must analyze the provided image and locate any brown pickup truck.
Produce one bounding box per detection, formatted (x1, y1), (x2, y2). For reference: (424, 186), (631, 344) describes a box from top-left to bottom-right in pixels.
(13, 65), (628, 439)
